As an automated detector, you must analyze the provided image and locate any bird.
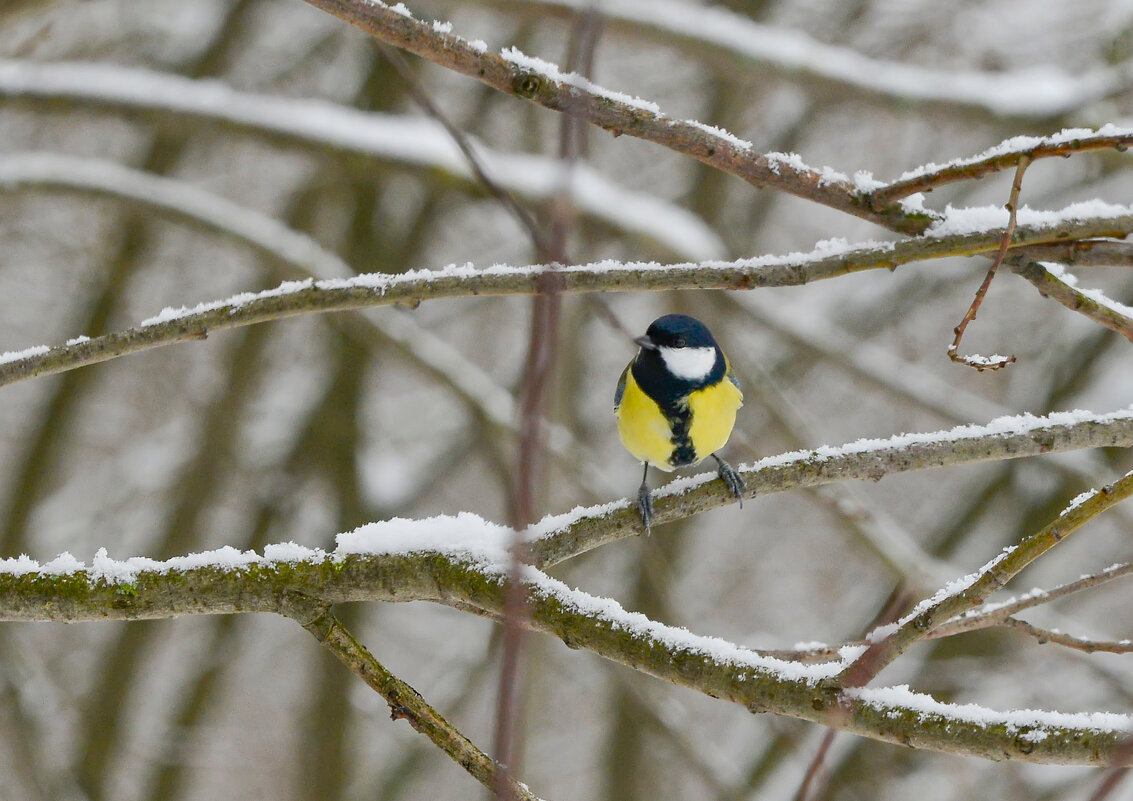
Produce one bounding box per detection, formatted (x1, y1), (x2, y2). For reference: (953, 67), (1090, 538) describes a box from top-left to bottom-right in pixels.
(614, 314), (745, 534)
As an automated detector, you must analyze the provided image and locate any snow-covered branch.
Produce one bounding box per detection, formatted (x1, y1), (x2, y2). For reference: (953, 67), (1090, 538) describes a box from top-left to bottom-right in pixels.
(869, 126), (1133, 209)
(526, 406), (1133, 567)
(1, 519), (1130, 766)
(469, 0), (1132, 120)
(838, 470), (1133, 686)
(934, 562), (1133, 641)
(4, 207), (1132, 390)
(1012, 260), (1133, 342)
(296, 0), (924, 232)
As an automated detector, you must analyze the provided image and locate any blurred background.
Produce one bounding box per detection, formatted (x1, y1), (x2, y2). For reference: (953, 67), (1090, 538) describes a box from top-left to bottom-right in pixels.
(1, 0), (1133, 799)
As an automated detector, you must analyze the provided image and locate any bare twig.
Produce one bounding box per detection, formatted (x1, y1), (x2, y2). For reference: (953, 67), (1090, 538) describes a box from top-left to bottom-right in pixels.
(377, 44), (552, 256)
(279, 595), (542, 801)
(1087, 767), (1131, 801)
(496, 14), (600, 797)
(948, 156), (1030, 370)
(793, 729), (836, 801)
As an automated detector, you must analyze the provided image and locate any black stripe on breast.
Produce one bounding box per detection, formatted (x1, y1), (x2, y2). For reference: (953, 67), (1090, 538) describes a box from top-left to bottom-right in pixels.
(667, 403), (696, 467)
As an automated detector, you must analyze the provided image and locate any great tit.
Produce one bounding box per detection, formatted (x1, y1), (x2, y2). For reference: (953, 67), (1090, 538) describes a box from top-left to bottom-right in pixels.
(614, 314), (745, 534)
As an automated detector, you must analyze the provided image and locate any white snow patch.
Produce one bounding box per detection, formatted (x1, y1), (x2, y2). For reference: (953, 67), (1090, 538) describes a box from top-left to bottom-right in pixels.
(1042, 262), (1133, 319)
(925, 201), (1133, 238)
(848, 684), (1133, 735)
(1061, 488), (1099, 517)
(685, 120), (752, 151)
(500, 46), (661, 114)
(894, 124), (1133, 183)
(0, 344), (49, 364)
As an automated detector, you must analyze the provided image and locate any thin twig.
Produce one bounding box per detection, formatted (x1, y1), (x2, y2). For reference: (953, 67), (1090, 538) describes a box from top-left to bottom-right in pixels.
(835, 470), (1133, 688)
(932, 561), (1133, 639)
(793, 729), (836, 801)
(1089, 768), (1132, 801)
(376, 44), (553, 256)
(496, 14), (601, 797)
(278, 595), (543, 801)
(948, 156), (1030, 370)
(1010, 259), (1133, 343)
(870, 132), (1133, 208)
(1000, 618), (1133, 654)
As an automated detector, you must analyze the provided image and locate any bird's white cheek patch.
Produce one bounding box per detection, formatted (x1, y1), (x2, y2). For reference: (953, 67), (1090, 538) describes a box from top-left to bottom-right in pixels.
(659, 346), (716, 380)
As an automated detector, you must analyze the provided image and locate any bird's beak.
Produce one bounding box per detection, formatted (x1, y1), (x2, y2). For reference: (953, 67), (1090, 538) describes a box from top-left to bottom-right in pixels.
(634, 335), (657, 351)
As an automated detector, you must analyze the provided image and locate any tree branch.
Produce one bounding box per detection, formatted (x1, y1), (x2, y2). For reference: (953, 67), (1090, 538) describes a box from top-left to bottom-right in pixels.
(999, 618), (1133, 655)
(2, 542), (1132, 766)
(4, 210), (1132, 390)
(279, 593), (542, 801)
(1011, 260), (1133, 343)
(933, 561), (1133, 639)
(295, 0), (925, 232)
(527, 406), (1133, 568)
(837, 471), (1133, 686)
(870, 127), (1133, 209)
(449, 0), (1132, 121)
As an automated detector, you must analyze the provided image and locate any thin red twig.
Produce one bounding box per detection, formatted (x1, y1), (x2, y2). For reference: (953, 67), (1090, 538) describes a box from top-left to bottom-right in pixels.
(948, 156), (1030, 370)
(495, 12), (601, 799)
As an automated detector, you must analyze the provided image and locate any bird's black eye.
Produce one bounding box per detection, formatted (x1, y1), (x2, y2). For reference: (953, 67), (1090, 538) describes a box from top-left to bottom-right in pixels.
(673, 336), (687, 347)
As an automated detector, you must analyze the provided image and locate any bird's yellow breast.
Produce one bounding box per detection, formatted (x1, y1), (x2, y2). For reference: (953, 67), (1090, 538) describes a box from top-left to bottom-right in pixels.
(616, 367), (742, 471)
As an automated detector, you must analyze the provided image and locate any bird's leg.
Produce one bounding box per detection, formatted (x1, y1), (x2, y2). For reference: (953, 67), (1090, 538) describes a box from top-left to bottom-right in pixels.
(712, 454), (745, 507)
(636, 462), (653, 535)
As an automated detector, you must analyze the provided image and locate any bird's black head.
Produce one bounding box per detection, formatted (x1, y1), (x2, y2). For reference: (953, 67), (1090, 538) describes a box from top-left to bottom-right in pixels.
(638, 314), (719, 350)
(632, 315), (726, 406)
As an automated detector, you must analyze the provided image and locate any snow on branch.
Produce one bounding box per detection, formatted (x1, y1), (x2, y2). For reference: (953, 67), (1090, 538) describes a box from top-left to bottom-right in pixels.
(526, 405), (1133, 567)
(839, 471), (1133, 686)
(2, 513), (1131, 765)
(295, 0), (924, 231)
(3, 205), (1132, 389)
(0, 63), (722, 260)
(1012, 260), (1133, 342)
(870, 125), (1133, 209)
(936, 562), (1133, 641)
(487, 0), (1130, 119)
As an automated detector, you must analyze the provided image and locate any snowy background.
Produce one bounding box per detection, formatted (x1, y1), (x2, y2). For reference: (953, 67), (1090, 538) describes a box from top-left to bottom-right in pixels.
(1, 0), (1133, 799)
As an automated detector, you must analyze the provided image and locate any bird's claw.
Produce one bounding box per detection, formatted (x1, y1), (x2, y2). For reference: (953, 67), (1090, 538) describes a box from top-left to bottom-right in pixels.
(714, 456), (746, 507)
(636, 483), (654, 536)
